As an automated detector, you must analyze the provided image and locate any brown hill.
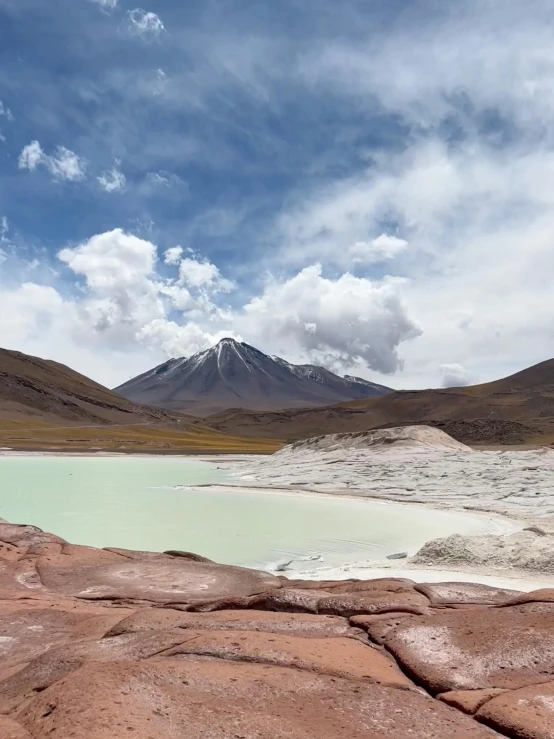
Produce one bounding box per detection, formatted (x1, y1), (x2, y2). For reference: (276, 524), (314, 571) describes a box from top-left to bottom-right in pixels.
(206, 358), (554, 446)
(0, 349), (280, 453)
(0, 348), (184, 425)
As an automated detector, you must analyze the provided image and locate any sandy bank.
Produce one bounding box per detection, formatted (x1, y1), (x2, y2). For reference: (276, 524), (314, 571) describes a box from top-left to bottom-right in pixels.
(229, 426), (554, 518)
(219, 426), (554, 586)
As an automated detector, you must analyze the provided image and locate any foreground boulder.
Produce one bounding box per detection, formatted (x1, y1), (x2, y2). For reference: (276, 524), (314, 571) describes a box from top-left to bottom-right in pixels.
(1, 521), (554, 738)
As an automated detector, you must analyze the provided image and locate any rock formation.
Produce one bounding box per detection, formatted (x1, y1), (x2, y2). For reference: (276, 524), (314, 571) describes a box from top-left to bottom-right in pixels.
(1, 520), (553, 737)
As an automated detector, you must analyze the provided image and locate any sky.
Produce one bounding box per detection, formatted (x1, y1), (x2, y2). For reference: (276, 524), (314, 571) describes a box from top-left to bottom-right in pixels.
(1, 0), (554, 390)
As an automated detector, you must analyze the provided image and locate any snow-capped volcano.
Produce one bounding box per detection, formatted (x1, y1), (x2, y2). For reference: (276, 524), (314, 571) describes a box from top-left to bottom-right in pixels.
(114, 338), (393, 415)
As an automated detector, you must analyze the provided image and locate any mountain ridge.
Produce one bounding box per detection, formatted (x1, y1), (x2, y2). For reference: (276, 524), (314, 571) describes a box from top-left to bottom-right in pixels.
(206, 357), (554, 446)
(0, 347), (282, 453)
(114, 338), (393, 415)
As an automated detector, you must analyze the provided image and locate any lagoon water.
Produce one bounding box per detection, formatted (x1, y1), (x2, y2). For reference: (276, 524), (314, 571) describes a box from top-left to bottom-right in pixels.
(0, 455), (512, 575)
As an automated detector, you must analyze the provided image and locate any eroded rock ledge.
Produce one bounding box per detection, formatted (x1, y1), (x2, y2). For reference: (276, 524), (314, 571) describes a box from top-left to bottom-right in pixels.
(1, 520), (553, 738)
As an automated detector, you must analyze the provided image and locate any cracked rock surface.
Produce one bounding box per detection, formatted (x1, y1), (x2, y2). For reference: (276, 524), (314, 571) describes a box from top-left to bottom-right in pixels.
(1, 521), (554, 738)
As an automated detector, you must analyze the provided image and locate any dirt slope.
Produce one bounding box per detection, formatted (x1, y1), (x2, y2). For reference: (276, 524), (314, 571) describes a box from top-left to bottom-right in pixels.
(0, 348), (186, 425)
(207, 359), (554, 445)
(0, 348), (281, 453)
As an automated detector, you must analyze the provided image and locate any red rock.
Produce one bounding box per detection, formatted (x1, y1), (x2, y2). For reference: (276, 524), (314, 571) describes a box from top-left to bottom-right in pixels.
(162, 629), (414, 687)
(0, 523), (66, 550)
(107, 607), (353, 638)
(501, 602), (554, 614)
(280, 577), (417, 592)
(0, 717), (32, 738)
(258, 587), (429, 616)
(36, 554), (280, 603)
(0, 630), (198, 711)
(14, 658), (502, 739)
(351, 612), (429, 644)
(502, 588), (554, 606)
(0, 606), (129, 662)
(1, 521), (551, 738)
(385, 609), (554, 692)
(439, 689), (508, 715)
(415, 582), (520, 606)
(476, 680), (554, 738)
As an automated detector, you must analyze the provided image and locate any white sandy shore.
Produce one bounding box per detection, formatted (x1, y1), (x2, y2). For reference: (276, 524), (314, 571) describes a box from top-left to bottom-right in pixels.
(213, 429), (554, 589)
(3, 438), (554, 591)
(226, 445), (554, 518)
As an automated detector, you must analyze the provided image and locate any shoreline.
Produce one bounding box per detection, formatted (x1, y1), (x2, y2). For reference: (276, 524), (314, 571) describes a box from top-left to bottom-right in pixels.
(2, 448), (554, 591)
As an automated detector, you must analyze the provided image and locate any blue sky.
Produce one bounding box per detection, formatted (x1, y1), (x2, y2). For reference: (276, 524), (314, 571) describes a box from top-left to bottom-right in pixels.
(1, 0), (554, 389)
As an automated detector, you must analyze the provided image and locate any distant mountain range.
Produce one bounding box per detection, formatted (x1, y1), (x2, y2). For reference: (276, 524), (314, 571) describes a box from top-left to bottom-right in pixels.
(1, 344), (553, 448)
(207, 358), (554, 446)
(0, 348), (280, 454)
(0, 348), (181, 426)
(114, 338), (393, 415)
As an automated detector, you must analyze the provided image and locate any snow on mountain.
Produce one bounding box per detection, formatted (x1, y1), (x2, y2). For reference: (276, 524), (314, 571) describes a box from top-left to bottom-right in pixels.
(114, 338), (393, 415)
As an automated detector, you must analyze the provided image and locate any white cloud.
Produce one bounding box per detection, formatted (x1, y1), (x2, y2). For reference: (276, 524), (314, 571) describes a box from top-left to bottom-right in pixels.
(439, 363), (473, 388)
(18, 141), (86, 182)
(241, 265), (420, 374)
(46, 229), (236, 377)
(349, 234), (408, 264)
(126, 9), (165, 40)
(0, 100), (13, 121)
(18, 141), (44, 171)
(147, 172), (171, 187)
(0, 216), (8, 243)
(156, 283), (194, 311)
(143, 172), (187, 193)
(164, 246), (183, 265)
(97, 165), (126, 192)
(0, 226), (420, 386)
(89, 0), (118, 9)
(58, 229), (157, 293)
(0, 283), (65, 344)
(49, 147), (87, 181)
(0, 100), (12, 142)
(153, 68), (167, 95)
(178, 257), (233, 292)
(269, 131), (554, 386)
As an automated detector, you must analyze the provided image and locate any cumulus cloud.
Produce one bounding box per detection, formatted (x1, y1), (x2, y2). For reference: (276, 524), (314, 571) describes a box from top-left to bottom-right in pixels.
(126, 9), (165, 40)
(18, 141), (44, 171)
(97, 165), (126, 192)
(439, 363), (473, 388)
(18, 141), (86, 182)
(349, 234), (408, 264)
(178, 257), (233, 292)
(242, 265), (420, 374)
(0, 225), (422, 386)
(0, 283), (65, 344)
(164, 246), (183, 265)
(52, 229), (235, 368)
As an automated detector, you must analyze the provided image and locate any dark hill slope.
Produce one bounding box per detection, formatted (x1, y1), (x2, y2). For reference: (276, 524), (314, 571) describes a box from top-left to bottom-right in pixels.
(206, 359), (554, 445)
(0, 348), (187, 425)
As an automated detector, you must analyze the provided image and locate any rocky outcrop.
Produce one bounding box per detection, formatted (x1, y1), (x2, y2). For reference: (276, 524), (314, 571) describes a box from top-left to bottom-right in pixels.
(413, 528), (554, 573)
(1, 521), (554, 738)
